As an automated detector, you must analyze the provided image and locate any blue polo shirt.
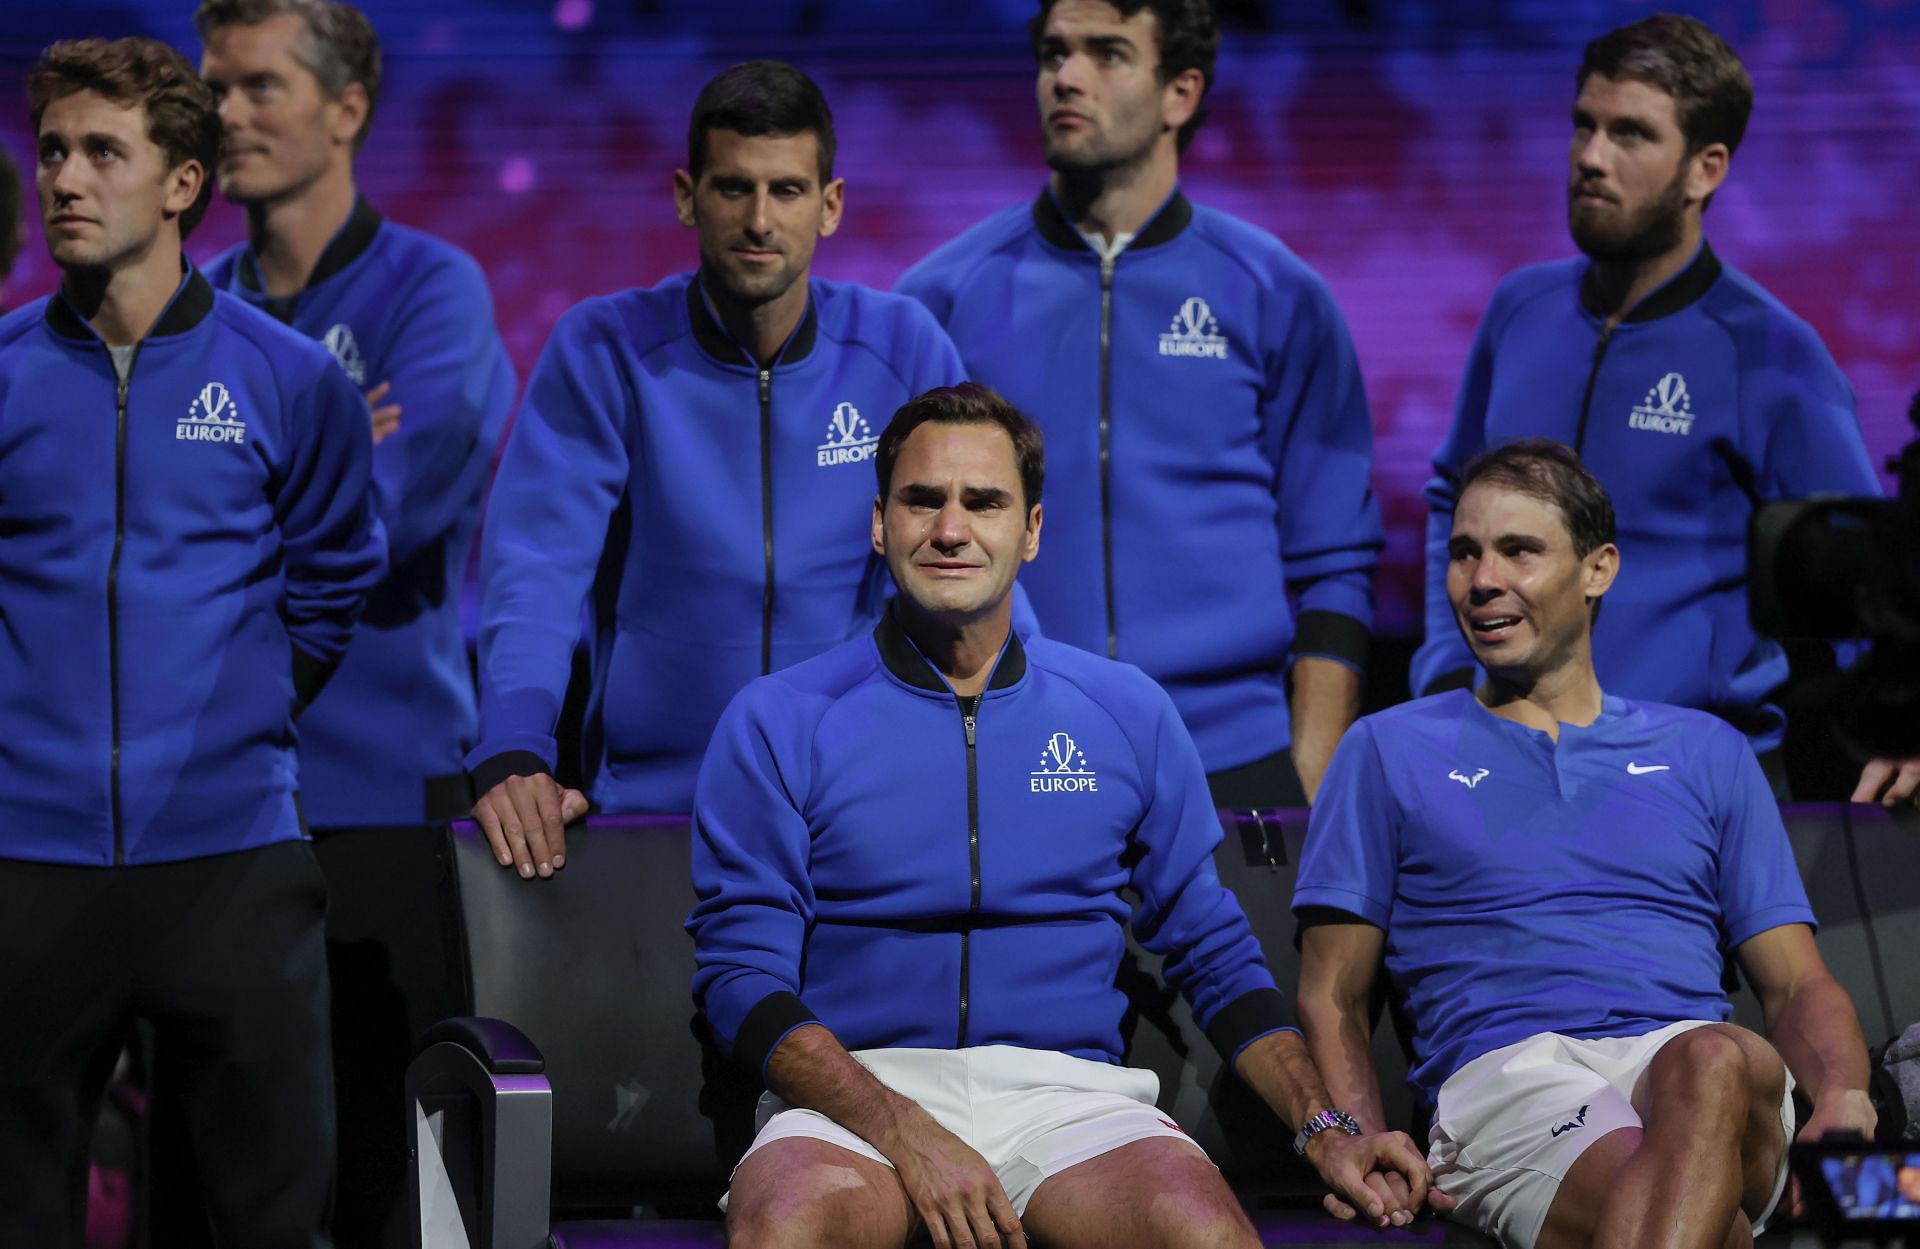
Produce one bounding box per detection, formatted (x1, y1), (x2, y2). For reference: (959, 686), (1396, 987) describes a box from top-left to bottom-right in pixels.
(1293, 690), (1813, 1104)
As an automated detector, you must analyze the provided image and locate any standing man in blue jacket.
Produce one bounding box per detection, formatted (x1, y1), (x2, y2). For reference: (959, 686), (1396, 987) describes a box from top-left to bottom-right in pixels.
(198, 0), (514, 829)
(193, 3), (516, 1242)
(0, 37), (384, 1248)
(694, 384), (1436, 1249)
(1407, 15), (1909, 804)
(470, 61), (963, 868)
(898, 0), (1382, 809)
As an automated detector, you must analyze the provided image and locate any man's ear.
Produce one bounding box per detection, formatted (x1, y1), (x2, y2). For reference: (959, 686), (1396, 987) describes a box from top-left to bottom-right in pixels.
(162, 158), (205, 222)
(672, 168), (697, 228)
(871, 494), (886, 558)
(1022, 502), (1043, 563)
(1686, 142), (1730, 207)
(1161, 66), (1204, 137)
(818, 177), (844, 239)
(1584, 542), (1620, 602)
(329, 82), (370, 149)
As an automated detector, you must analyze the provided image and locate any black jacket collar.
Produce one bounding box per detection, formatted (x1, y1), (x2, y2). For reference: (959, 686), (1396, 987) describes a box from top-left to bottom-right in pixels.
(686, 272), (818, 369)
(1579, 240), (1723, 324)
(874, 604), (1028, 695)
(45, 260), (216, 343)
(236, 193), (383, 317)
(1031, 186), (1194, 255)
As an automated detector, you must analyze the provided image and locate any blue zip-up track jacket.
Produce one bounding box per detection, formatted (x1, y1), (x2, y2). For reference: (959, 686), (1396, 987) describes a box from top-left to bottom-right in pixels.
(1410, 245), (1882, 751)
(689, 610), (1296, 1075)
(0, 266), (386, 865)
(899, 191), (1383, 774)
(470, 273), (963, 813)
(207, 197), (515, 825)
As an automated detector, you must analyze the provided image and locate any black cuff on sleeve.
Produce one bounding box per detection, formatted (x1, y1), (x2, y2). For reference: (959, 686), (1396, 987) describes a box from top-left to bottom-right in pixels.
(736, 990), (820, 1075)
(468, 751), (552, 798)
(1291, 611), (1370, 672)
(291, 645), (338, 713)
(1204, 987), (1298, 1061)
(1421, 667), (1475, 698)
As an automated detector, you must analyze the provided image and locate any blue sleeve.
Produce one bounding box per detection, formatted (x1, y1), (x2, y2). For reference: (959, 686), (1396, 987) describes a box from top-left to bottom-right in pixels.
(1711, 731), (1816, 946)
(278, 352), (388, 698)
(467, 304), (631, 785)
(1749, 316), (1882, 502)
(1265, 274), (1381, 648)
(363, 255), (514, 564)
(1292, 720), (1398, 929)
(907, 302), (967, 392)
(894, 251), (957, 327)
(685, 681), (821, 1073)
(1127, 682), (1295, 1059)
(1410, 300), (1501, 698)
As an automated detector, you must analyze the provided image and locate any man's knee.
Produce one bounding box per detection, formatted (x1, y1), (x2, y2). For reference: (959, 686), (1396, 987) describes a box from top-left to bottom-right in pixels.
(1649, 1026), (1758, 1112)
(1142, 1183), (1260, 1249)
(727, 1144), (908, 1249)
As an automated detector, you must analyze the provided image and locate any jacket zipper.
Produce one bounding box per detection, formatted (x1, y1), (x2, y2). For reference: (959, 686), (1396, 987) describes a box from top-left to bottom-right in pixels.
(1097, 255), (1117, 660)
(109, 347), (141, 865)
(1572, 321), (1616, 455)
(759, 367), (775, 675)
(956, 692), (982, 1047)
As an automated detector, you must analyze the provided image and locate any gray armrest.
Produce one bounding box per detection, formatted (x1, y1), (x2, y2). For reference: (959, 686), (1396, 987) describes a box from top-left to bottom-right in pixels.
(408, 1015), (553, 1249)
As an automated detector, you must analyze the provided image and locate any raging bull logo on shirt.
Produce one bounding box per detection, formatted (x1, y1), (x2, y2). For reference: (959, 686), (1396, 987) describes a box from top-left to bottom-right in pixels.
(1030, 731), (1098, 793)
(176, 382), (247, 445)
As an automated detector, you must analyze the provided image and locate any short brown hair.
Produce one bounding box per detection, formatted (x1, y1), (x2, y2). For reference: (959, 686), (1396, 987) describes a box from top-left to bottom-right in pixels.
(195, 0), (382, 151)
(29, 38), (221, 239)
(1455, 438), (1616, 559)
(1579, 15), (1753, 156)
(876, 383), (1045, 510)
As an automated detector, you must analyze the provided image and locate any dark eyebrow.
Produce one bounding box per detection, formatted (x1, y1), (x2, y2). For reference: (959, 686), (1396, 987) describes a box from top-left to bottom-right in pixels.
(961, 486), (1014, 507)
(1085, 34), (1137, 54)
(896, 483), (946, 507)
(1495, 533), (1548, 551)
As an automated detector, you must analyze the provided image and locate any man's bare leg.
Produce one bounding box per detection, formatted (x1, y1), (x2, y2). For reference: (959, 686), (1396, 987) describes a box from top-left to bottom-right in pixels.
(1648, 1024), (1788, 1219)
(726, 1136), (917, 1249)
(1020, 1138), (1260, 1249)
(1537, 1027), (1779, 1249)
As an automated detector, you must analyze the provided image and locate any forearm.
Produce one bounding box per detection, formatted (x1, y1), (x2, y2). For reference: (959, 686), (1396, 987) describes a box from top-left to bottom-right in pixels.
(1768, 973), (1872, 1107)
(1289, 656), (1361, 803)
(764, 1021), (923, 1154)
(1297, 991), (1388, 1134)
(1233, 1028), (1338, 1133)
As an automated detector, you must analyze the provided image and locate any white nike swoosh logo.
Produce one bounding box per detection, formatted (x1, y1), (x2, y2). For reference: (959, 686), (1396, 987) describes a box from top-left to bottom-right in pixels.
(1626, 763), (1671, 775)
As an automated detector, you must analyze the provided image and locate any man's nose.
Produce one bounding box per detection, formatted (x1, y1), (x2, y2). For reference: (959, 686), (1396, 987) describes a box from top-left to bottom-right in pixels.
(930, 501), (971, 548)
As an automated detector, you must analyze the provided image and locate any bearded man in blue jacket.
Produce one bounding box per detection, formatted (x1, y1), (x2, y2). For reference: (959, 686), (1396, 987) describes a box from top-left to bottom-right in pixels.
(469, 61), (964, 871)
(1407, 15), (1912, 805)
(0, 38), (384, 1249)
(693, 384), (1436, 1249)
(899, 0), (1383, 810)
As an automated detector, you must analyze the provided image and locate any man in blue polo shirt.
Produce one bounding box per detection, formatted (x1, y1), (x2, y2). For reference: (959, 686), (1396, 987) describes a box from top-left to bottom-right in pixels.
(898, 0), (1381, 809)
(1406, 15), (1909, 805)
(469, 62), (963, 873)
(1296, 439), (1876, 1249)
(694, 384), (1434, 1249)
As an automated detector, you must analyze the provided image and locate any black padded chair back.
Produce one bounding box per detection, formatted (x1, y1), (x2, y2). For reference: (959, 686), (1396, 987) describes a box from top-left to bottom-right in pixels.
(1729, 805), (1920, 1044)
(446, 820), (753, 1215)
(1120, 809), (1418, 1200)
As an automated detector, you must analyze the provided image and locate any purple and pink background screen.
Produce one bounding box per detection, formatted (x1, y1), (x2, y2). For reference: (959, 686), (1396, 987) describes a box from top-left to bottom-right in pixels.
(4, 0), (1915, 637)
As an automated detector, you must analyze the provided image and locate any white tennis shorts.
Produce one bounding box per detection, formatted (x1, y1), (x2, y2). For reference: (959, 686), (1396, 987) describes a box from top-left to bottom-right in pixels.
(1428, 1020), (1795, 1248)
(723, 1044), (1208, 1215)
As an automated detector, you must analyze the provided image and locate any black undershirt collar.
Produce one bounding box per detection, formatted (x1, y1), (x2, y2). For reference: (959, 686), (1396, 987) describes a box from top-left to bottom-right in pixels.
(1578, 239), (1723, 324)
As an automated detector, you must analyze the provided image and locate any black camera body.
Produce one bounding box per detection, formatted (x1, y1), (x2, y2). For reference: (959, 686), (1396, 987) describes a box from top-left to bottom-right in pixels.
(1750, 392), (1920, 759)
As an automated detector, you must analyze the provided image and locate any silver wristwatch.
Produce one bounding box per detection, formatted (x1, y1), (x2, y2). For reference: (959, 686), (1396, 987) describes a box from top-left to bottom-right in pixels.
(1292, 1108), (1361, 1156)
